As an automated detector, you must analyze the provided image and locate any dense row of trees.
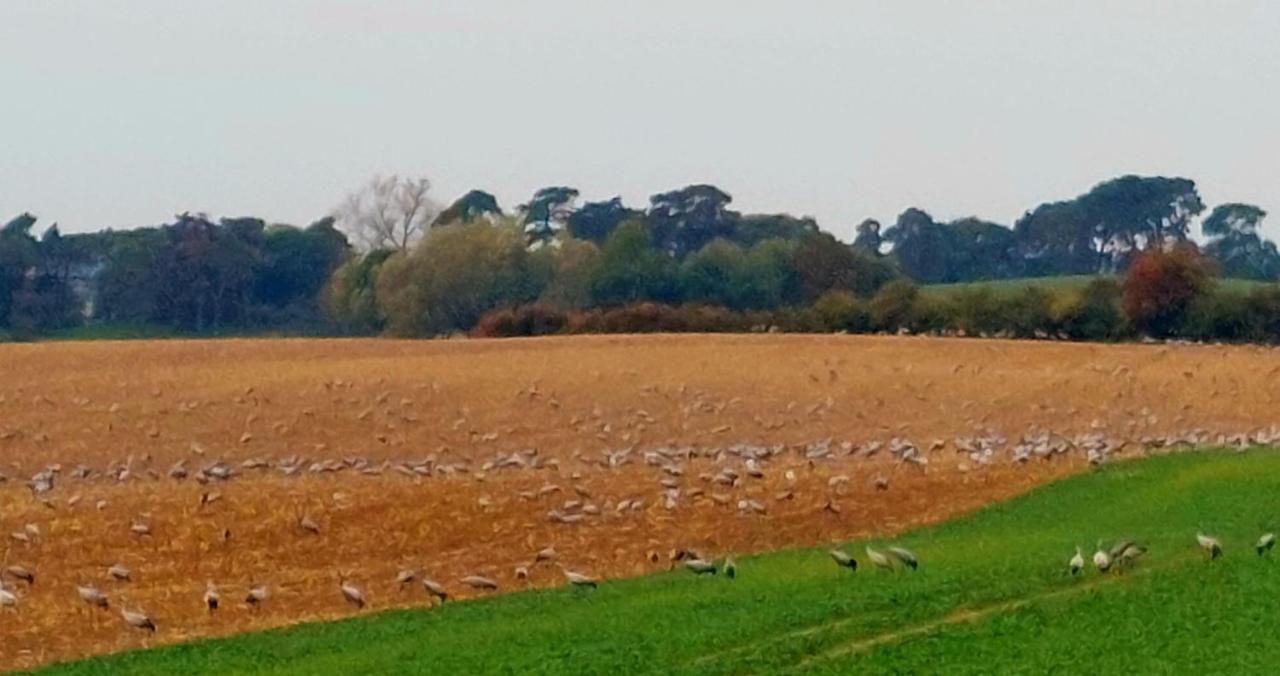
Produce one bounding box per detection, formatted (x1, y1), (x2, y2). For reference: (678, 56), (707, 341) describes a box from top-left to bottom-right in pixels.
(0, 212), (349, 336)
(2, 173), (1275, 342)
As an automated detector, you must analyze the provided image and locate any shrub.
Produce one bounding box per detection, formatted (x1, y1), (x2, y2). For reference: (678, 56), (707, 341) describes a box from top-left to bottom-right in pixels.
(1122, 245), (1216, 338)
(1181, 290), (1258, 342)
(947, 287), (1003, 336)
(1057, 278), (1129, 340)
(1246, 285), (1280, 342)
(909, 294), (949, 334)
(471, 303), (569, 338)
(813, 291), (872, 333)
(1002, 286), (1057, 338)
(869, 280), (919, 332)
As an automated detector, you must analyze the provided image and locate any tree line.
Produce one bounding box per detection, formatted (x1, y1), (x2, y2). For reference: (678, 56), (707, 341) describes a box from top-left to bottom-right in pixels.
(1, 173), (1275, 342)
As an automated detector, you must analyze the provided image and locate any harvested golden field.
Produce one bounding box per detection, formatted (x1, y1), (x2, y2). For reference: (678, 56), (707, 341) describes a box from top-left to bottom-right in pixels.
(2, 333), (1280, 671)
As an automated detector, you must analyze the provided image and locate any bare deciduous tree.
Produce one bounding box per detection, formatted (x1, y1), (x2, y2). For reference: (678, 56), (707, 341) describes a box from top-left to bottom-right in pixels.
(336, 175), (440, 252)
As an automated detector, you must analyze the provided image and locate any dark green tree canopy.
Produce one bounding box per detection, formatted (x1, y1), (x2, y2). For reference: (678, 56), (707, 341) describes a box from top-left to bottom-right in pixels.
(567, 197), (640, 244)
(1202, 204), (1277, 280)
(646, 184), (739, 258)
(853, 219), (883, 253)
(435, 190), (503, 226)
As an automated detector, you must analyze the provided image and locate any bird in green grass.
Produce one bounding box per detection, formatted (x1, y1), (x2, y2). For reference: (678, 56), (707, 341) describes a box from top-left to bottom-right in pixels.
(562, 567), (598, 589)
(1257, 533), (1276, 556)
(1196, 533), (1223, 560)
(722, 557), (737, 579)
(1108, 540), (1136, 560)
(1092, 541), (1112, 572)
(865, 546), (894, 571)
(685, 559), (717, 575)
(1115, 542), (1146, 569)
(888, 547), (919, 570)
(1069, 547), (1084, 576)
(829, 549), (858, 571)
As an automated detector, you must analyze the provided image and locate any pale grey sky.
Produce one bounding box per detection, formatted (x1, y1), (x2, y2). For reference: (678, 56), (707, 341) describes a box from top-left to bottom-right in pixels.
(2, 1), (1277, 239)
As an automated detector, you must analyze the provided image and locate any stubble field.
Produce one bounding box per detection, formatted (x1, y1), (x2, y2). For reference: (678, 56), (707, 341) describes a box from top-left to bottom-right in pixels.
(3, 333), (1280, 671)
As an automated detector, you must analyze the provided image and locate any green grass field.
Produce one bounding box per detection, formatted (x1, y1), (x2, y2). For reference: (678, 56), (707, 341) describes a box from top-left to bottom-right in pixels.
(35, 450), (1280, 675)
(923, 274), (1270, 299)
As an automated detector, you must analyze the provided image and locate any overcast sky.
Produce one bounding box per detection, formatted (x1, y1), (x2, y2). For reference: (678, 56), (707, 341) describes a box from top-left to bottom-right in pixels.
(2, 1), (1277, 239)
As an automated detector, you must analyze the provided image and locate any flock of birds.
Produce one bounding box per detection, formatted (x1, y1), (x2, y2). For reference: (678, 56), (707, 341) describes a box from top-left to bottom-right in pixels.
(2, 357), (1280, 665)
(2, 424), (1278, 639)
(1063, 531), (1277, 576)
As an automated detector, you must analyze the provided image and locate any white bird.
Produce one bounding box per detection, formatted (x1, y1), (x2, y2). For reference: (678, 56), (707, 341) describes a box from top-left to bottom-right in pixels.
(830, 549), (858, 571)
(121, 608), (156, 632)
(78, 584), (109, 609)
(422, 578), (448, 603)
(865, 546), (893, 571)
(684, 559), (718, 575)
(722, 557), (737, 579)
(339, 575), (366, 609)
(245, 584), (269, 608)
(563, 569), (598, 589)
(1092, 542), (1112, 572)
(203, 582), (219, 612)
(108, 563), (132, 582)
(1069, 547), (1084, 576)
(888, 547), (919, 570)
(1196, 533), (1223, 560)
(395, 569), (417, 587)
(461, 575), (499, 591)
(1257, 533), (1276, 556)
(0, 586), (16, 609)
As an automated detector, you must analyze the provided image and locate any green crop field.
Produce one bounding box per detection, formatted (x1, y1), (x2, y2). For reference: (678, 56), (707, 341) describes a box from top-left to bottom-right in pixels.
(36, 449), (1280, 675)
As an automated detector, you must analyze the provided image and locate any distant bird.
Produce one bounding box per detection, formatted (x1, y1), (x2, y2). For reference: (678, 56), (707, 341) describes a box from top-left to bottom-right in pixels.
(298, 514), (321, 535)
(461, 575), (499, 591)
(77, 584), (109, 609)
(1257, 533), (1276, 556)
(203, 582), (219, 612)
(121, 608), (156, 632)
(422, 578), (449, 603)
(563, 569), (598, 589)
(722, 557), (737, 579)
(0, 586), (16, 609)
(1108, 540), (1136, 560)
(535, 546), (557, 563)
(396, 569), (417, 588)
(245, 584), (269, 608)
(5, 565), (34, 585)
(685, 559), (718, 575)
(108, 563), (132, 582)
(339, 575), (366, 609)
(829, 549), (858, 571)
(1092, 542), (1112, 572)
(1196, 533), (1223, 560)
(1069, 547), (1084, 576)
(130, 520), (151, 537)
(865, 546), (893, 571)
(1115, 542), (1146, 569)
(888, 547), (919, 570)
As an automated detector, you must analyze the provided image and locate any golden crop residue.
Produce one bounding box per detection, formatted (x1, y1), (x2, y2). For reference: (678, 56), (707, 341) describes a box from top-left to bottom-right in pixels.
(0, 334), (1276, 670)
